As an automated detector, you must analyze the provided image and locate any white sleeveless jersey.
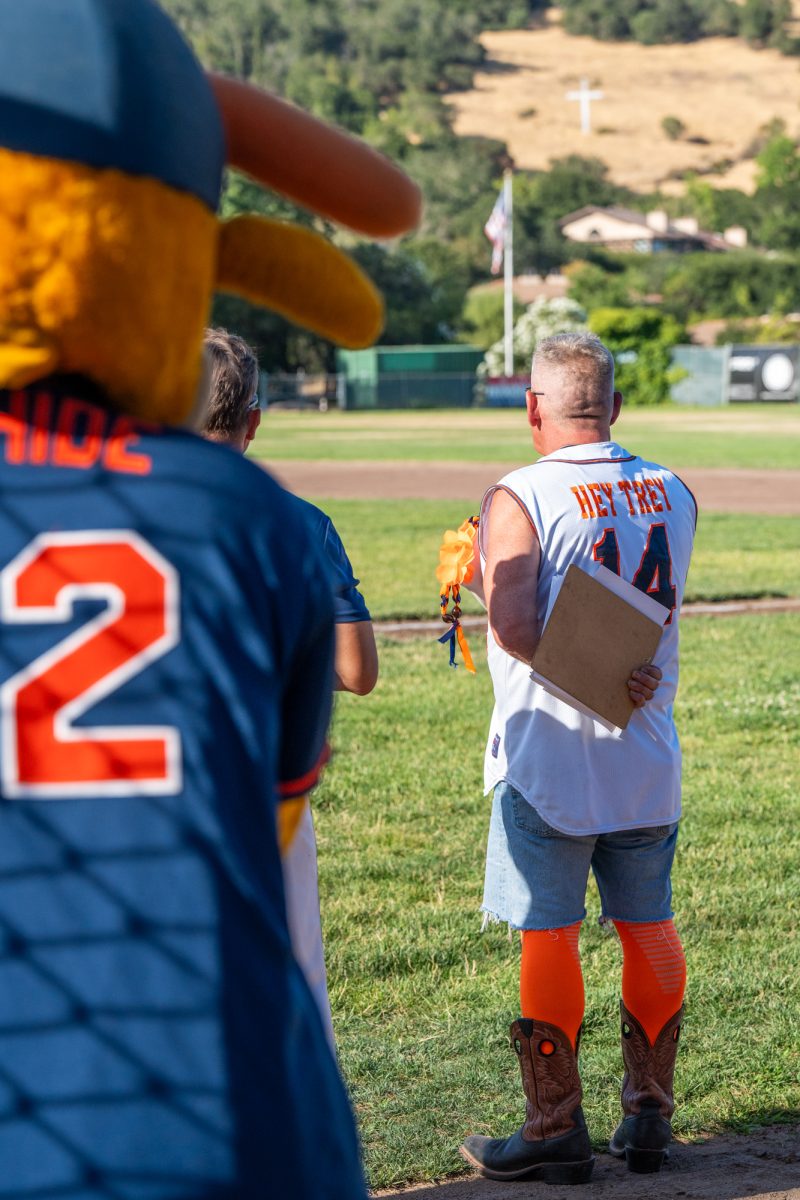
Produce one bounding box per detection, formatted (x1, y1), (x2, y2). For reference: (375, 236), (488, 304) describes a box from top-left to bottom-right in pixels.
(481, 441), (697, 835)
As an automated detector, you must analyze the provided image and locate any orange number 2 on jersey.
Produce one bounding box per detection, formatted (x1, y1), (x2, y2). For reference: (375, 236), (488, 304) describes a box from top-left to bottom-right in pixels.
(1, 531), (181, 798)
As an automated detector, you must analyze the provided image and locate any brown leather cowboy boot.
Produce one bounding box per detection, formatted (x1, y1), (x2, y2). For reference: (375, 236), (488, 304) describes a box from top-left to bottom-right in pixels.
(608, 1001), (683, 1174)
(459, 1019), (594, 1184)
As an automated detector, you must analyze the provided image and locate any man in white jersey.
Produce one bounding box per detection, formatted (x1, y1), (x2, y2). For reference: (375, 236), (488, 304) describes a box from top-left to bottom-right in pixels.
(460, 333), (696, 1184)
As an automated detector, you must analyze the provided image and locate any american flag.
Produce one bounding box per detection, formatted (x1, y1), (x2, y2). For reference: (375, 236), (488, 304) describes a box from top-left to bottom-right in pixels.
(484, 188), (507, 275)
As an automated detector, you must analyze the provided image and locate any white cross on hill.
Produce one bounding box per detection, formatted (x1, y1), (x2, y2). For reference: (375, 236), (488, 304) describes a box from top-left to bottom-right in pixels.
(566, 78), (604, 135)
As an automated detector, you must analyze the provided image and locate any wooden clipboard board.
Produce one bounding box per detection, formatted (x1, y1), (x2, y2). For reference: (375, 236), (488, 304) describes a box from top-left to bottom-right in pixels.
(531, 564), (665, 730)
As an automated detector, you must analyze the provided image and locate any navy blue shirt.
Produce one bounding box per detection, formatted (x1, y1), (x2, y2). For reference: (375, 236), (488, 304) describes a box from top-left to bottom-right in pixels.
(0, 379), (365, 1199)
(300, 502), (371, 625)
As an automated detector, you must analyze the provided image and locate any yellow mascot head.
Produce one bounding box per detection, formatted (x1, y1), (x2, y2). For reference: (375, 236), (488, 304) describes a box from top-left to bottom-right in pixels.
(0, 0), (420, 425)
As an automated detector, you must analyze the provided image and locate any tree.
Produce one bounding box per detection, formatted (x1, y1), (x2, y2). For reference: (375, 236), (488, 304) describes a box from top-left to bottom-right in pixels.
(566, 262), (634, 310)
(768, 0), (796, 51)
(739, 0), (777, 43)
(561, 0), (633, 40)
(350, 240), (472, 345)
(685, 179), (756, 239)
(700, 0), (741, 36)
(460, 289), (525, 349)
(630, 0), (702, 45)
(450, 0), (546, 25)
(754, 134), (800, 250)
(661, 116), (686, 142)
(587, 308), (685, 405)
(480, 297), (588, 376)
(559, 0), (795, 50)
(533, 155), (625, 218)
(661, 252), (800, 320)
(403, 133), (508, 259)
(282, 54), (376, 134)
(756, 133), (800, 190)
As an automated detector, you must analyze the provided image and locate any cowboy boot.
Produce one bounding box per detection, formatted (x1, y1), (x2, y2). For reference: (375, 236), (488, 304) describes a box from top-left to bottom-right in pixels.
(609, 1001), (683, 1174)
(459, 1019), (594, 1184)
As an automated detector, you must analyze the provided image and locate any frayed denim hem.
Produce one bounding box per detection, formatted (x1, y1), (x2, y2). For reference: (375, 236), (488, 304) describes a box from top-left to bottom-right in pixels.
(480, 907), (523, 936)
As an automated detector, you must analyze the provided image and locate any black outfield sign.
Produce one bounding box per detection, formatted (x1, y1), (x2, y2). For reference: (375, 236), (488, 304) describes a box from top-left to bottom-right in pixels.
(728, 345), (800, 403)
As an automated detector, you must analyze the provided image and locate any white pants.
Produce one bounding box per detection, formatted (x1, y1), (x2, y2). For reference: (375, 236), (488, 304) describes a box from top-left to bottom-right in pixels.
(282, 802), (335, 1049)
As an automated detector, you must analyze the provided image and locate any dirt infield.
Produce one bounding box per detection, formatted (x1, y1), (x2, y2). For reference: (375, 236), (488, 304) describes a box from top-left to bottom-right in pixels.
(378, 1123), (800, 1200)
(270, 463), (800, 515)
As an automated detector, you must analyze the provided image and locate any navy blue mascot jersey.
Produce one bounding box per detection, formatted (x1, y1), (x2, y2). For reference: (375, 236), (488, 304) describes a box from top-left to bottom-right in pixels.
(0, 379), (366, 1199)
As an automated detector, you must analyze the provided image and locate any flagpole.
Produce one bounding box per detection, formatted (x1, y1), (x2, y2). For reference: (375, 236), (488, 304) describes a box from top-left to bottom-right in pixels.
(503, 168), (514, 378)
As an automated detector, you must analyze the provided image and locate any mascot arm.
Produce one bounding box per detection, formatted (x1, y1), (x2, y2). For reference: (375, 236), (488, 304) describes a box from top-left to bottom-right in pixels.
(209, 74), (421, 238)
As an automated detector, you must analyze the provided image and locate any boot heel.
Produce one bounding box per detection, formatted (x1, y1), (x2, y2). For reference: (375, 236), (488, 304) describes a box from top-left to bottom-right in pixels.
(539, 1158), (595, 1185)
(625, 1147), (666, 1174)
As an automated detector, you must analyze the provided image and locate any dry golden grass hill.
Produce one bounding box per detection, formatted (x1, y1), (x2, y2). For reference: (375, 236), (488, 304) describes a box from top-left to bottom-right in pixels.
(446, 9), (800, 195)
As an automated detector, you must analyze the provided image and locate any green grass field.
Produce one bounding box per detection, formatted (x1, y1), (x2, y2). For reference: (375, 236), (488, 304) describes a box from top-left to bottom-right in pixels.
(318, 503), (800, 618)
(253, 404), (800, 470)
(269, 404), (799, 1189)
(257, 406), (800, 617)
(321, 619), (800, 1190)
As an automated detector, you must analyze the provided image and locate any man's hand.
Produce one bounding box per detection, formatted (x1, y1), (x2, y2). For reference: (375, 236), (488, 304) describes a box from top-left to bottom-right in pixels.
(464, 550), (486, 608)
(628, 663), (662, 708)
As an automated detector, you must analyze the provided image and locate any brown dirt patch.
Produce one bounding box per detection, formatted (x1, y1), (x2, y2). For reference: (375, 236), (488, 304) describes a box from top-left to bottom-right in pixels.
(377, 1123), (800, 1200)
(269, 462), (800, 516)
(445, 13), (800, 195)
(377, 597), (800, 640)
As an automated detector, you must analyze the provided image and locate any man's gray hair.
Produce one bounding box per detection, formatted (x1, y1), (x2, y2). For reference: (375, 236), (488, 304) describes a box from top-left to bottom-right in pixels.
(532, 333), (615, 419)
(533, 332), (614, 385)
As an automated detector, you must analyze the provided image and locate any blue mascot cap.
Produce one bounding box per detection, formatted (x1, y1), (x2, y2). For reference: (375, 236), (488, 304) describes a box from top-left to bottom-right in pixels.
(0, 0), (224, 210)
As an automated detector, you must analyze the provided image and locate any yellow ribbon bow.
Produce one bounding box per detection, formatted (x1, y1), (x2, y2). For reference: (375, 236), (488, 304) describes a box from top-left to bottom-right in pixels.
(436, 516), (479, 674)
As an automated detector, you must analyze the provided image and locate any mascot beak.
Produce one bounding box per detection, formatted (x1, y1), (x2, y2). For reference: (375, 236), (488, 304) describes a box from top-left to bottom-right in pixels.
(208, 73), (422, 349)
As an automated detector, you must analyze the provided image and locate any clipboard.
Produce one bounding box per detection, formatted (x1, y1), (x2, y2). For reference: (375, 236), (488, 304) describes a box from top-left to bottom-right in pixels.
(531, 563), (667, 730)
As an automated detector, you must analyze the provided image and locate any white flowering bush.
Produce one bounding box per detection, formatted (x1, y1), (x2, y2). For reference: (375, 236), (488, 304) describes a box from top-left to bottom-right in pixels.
(480, 296), (588, 377)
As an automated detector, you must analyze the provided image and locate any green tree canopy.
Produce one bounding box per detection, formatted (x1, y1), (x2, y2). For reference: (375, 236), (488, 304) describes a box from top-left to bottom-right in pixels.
(588, 307), (685, 406)
(753, 134), (800, 250)
(560, 0), (795, 49)
(163, 0), (800, 372)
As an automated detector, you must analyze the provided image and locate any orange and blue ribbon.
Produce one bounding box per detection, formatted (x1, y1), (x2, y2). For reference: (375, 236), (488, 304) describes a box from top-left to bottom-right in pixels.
(436, 516), (479, 674)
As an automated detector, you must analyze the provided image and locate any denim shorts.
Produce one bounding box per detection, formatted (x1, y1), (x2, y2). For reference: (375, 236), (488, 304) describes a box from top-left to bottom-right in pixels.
(482, 781), (679, 931)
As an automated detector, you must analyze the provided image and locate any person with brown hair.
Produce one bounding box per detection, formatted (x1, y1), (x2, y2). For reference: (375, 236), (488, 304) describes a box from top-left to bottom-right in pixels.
(201, 328), (378, 697)
(201, 327), (377, 1044)
(202, 326), (263, 453)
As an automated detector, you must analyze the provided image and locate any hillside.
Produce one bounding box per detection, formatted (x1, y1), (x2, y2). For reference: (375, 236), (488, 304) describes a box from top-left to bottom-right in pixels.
(447, 11), (800, 194)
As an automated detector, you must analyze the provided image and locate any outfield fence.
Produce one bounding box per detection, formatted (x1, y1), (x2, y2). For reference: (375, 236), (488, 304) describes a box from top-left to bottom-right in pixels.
(261, 347), (800, 411)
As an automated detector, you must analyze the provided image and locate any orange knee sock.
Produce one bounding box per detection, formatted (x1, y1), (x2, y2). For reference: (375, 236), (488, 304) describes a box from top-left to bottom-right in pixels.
(613, 920), (686, 1044)
(520, 923), (585, 1049)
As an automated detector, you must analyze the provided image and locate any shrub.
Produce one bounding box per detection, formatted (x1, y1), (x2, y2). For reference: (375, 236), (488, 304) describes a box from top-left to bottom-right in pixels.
(662, 115), (687, 141)
(480, 296), (587, 376)
(460, 289), (525, 350)
(588, 307), (686, 405)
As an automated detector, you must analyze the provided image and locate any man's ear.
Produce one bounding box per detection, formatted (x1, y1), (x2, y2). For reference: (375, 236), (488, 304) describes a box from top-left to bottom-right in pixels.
(525, 388), (541, 430)
(611, 389), (623, 426)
